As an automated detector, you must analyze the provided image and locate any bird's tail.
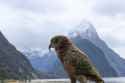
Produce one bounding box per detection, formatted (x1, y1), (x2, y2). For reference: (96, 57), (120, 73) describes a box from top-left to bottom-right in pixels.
(96, 79), (105, 83)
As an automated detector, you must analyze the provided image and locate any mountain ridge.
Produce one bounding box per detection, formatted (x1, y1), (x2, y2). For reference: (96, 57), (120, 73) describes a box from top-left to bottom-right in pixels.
(0, 31), (38, 79)
(68, 22), (125, 76)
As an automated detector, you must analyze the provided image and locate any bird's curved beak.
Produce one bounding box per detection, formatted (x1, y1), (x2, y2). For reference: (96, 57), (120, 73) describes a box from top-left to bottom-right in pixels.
(49, 43), (52, 51)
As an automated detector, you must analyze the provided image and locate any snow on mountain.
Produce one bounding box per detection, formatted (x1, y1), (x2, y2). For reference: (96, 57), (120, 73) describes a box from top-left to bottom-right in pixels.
(69, 21), (99, 41)
(22, 48), (50, 58)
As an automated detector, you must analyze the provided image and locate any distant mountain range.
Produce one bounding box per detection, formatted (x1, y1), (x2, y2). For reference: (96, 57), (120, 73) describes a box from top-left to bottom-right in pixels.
(23, 22), (125, 78)
(0, 32), (38, 79)
(23, 49), (68, 78)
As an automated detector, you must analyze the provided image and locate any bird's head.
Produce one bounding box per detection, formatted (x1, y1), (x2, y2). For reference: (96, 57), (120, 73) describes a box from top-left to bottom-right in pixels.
(49, 35), (71, 51)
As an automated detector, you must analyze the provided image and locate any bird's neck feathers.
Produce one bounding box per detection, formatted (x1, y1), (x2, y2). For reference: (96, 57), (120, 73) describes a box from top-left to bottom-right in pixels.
(55, 40), (73, 57)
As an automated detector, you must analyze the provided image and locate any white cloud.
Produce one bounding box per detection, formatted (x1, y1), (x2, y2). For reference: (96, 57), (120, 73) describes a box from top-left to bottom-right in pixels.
(0, 0), (125, 58)
(114, 47), (125, 59)
(0, 0), (88, 50)
(85, 0), (125, 58)
(0, 0), (67, 13)
(92, 0), (125, 16)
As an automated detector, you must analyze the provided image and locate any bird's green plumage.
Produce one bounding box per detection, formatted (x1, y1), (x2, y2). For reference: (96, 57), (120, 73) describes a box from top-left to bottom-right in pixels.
(49, 35), (104, 83)
(76, 59), (100, 77)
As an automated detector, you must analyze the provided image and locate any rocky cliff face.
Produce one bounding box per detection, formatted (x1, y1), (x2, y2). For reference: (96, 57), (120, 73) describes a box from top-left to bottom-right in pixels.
(0, 31), (37, 79)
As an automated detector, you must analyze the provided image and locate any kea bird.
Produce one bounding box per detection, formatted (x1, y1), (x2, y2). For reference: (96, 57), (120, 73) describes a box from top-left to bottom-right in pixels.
(49, 35), (104, 83)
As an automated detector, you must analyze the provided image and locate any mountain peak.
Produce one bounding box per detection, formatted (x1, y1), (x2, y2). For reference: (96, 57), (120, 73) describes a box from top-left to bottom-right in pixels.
(68, 21), (99, 40)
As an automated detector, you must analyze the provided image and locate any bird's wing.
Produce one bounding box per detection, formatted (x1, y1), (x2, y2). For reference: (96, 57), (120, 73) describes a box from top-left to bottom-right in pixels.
(75, 58), (99, 76)
(72, 48), (101, 78)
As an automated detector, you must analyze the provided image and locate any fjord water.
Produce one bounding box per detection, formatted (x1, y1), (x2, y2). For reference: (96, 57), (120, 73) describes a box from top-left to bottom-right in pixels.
(30, 77), (125, 83)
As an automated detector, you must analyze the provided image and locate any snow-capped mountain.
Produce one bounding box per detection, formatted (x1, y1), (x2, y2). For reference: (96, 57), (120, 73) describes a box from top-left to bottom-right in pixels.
(69, 22), (99, 41)
(23, 21), (125, 78)
(23, 49), (68, 78)
(68, 22), (125, 76)
(22, 48), (49, 58)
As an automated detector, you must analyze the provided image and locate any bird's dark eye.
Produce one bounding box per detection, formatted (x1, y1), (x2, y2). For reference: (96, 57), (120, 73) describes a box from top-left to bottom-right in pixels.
(52, 38), (59, 44)
(54, 38), (59, 43)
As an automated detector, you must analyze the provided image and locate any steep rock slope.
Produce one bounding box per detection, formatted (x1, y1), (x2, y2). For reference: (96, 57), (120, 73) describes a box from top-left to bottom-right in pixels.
(0, 32), (37, 79)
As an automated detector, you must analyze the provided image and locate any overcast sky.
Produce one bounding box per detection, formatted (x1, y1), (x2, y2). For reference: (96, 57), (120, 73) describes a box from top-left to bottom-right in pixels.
(0, 0), (125, 58)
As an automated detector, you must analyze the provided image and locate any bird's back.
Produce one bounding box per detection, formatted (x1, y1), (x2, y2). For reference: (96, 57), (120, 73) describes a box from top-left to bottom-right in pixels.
(64, 45), (103, 81)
